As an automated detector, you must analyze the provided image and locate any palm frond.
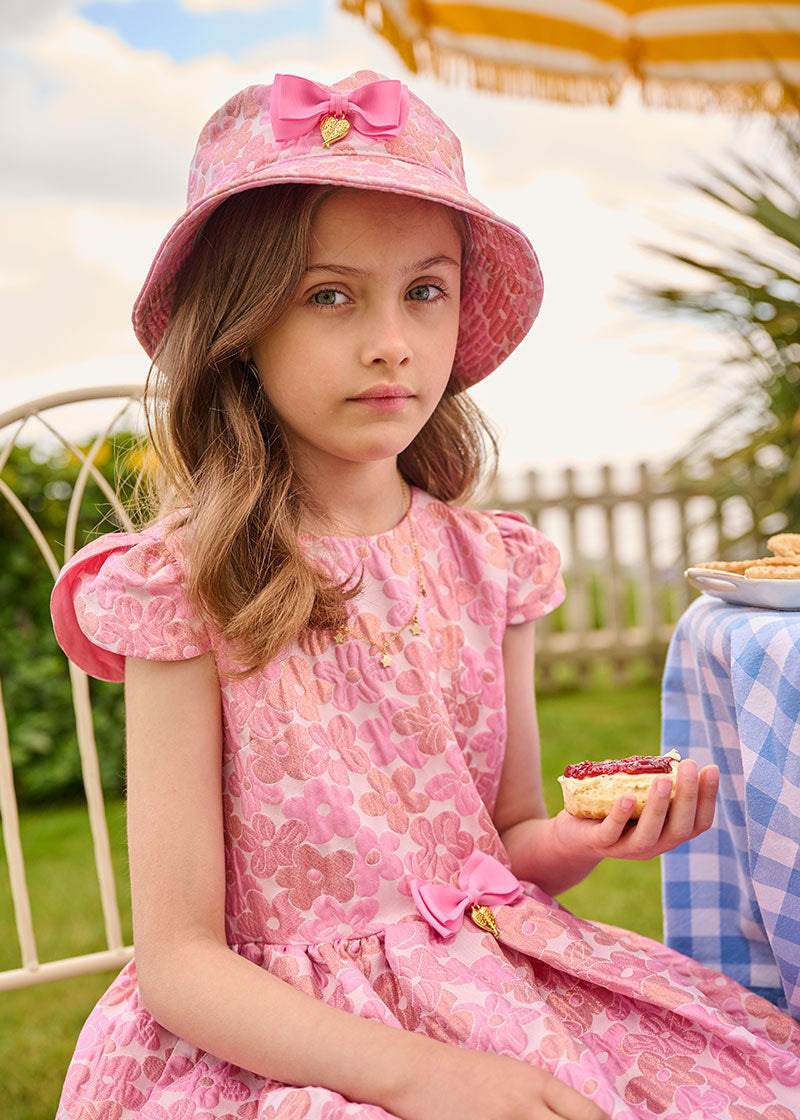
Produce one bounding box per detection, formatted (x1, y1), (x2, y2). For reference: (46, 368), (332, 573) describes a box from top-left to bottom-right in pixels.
(632, 117), (800, 540)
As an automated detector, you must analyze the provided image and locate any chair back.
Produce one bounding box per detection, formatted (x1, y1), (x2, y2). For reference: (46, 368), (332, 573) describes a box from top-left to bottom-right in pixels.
(0, 386), (144, 991)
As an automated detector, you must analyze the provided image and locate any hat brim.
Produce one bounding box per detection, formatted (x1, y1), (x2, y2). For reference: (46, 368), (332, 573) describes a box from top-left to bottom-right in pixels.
(133, 152), (543, 388)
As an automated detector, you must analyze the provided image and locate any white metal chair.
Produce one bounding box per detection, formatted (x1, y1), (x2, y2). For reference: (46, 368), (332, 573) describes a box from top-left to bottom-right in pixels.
(0, 386), (144, 991)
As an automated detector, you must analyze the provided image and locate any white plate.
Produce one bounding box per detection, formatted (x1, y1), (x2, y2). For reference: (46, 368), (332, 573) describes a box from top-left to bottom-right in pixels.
(685, 567), (800, 610)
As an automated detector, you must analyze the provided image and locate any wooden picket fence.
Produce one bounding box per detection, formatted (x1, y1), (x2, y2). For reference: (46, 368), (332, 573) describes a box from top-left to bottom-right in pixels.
(483, 461), (764, 687)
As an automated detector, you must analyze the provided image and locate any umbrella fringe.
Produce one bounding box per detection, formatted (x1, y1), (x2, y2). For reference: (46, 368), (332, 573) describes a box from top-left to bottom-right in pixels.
(340, 0), (621, 102)
(639, 77), (800, 115)
(425, 46), (621, 104)
(339, 0), (800, 113)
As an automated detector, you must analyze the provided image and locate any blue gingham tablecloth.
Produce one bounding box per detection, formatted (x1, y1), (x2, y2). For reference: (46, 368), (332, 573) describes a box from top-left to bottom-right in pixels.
(661, 594), (800, 1018)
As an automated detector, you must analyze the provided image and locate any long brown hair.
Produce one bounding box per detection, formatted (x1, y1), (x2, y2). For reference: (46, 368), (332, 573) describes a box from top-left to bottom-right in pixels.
(141, 184), (498, 676)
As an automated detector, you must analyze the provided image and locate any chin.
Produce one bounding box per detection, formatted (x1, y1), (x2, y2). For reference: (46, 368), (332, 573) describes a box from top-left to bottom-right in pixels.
(348, 437), (419, 462)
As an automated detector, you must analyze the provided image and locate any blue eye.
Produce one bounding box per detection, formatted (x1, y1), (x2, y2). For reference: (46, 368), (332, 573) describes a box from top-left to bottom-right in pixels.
(311, 289), (346, 306)
(407, 284), (436, 301)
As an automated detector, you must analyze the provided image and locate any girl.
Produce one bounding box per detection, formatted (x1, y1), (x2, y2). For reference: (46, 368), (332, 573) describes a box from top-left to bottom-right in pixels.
(51, 71), (800, 1120)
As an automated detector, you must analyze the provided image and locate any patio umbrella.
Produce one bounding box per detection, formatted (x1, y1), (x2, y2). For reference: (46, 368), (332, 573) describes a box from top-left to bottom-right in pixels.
(340, 0), (800, 110)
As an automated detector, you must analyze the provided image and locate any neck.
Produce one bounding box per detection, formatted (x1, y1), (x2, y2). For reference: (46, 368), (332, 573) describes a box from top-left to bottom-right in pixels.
(299, 460), (409, 537)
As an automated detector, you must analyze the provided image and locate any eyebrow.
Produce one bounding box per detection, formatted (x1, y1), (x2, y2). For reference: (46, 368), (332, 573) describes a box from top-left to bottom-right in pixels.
(304, 255), (461, 277)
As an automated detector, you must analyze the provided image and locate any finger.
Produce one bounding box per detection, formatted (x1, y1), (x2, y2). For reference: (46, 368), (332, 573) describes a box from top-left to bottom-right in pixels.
(544, 1075), (611, 1120)
(660, 759), (700, 838)
(691, 764), (719, 835)
(622, 776), (673, 852)
(595, 796), (639, 844)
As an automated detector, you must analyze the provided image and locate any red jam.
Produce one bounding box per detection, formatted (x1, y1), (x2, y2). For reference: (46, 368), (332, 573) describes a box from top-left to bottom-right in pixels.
(563, 755), (674, 780)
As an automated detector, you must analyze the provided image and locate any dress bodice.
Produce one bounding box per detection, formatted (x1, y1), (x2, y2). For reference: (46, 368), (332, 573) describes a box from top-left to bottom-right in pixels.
(52, 489), (564, 945)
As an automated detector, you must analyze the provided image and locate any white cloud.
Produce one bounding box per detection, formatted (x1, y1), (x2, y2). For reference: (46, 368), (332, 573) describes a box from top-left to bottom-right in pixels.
(1, 201), (152, 376)
(2, 18), (248, 207)
(180, 0), (288, 9)
(469, 173), (732, 470)
(2, 0), (79, 39)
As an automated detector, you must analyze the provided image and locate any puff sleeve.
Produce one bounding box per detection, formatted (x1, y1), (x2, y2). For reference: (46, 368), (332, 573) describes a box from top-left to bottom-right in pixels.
(50, 526), (213, 682)
(491, 510), (565, 625)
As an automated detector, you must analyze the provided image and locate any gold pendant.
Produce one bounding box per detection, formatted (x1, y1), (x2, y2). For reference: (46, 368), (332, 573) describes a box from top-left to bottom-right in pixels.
(469, 904), (499, 937)
(320, 114), (350, 148)
(380, 652), (392, 668)
(410, 621), (421, 636)
(334, 632), (345, 644)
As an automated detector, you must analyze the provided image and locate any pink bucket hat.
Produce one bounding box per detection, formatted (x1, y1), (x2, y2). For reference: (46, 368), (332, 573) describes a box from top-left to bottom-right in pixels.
(132, 70), (544, 388)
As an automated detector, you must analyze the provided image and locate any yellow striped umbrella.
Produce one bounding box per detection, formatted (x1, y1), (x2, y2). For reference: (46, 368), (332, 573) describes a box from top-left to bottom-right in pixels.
(340, 0), (800, 110)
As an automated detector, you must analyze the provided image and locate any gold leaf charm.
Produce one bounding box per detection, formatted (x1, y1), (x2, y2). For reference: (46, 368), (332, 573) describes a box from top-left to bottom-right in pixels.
(470, 904), (499, 937)
(320, 114), (350, 148)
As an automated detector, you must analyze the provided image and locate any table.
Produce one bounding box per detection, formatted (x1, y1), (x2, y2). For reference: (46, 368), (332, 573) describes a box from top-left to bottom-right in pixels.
(661, 595), (800, 1018)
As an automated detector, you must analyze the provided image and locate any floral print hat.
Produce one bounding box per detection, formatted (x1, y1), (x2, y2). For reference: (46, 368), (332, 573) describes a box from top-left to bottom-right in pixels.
(132, 70), (544, 389)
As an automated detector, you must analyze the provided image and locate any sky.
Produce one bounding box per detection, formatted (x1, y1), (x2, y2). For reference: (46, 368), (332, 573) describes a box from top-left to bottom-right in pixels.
(1, 0), (781, 476)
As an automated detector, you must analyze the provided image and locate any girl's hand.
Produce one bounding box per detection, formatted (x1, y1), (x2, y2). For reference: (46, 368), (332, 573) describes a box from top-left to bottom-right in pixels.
(553, 758), (719, 863)
(396, 1045), (610, 1120)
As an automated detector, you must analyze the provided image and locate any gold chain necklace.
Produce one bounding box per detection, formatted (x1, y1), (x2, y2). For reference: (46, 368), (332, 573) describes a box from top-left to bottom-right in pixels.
(333, 478), (427, 668)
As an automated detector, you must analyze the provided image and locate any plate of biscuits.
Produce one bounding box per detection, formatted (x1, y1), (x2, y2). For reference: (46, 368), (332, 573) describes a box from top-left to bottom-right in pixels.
(685, 532), (800, 610)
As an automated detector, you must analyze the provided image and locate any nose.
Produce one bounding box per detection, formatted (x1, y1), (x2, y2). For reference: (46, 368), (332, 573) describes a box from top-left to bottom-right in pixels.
(359, 302), (412, 371)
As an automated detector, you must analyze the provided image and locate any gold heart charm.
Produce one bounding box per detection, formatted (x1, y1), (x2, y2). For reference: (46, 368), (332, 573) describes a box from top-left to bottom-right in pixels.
(320, 114), (350, 148)
(469, 904), (499, 938)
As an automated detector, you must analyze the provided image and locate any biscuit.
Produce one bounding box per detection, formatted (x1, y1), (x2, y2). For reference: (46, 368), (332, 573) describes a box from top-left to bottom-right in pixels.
(693, 527), (800, 577)
(693, 559), (753, 573)
(766, 533), (800, 556)
(558, 752), (681, 820)
(694, 556), (800, 573)
(744, 565), (800, 580)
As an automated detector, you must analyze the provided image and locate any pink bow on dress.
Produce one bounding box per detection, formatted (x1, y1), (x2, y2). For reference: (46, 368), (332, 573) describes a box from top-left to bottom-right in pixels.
(410, 850), (524, 939)
(270, 73), (410, 145)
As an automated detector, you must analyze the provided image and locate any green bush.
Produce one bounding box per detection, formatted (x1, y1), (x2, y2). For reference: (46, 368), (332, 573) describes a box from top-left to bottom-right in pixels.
(0, 437), (144, 804)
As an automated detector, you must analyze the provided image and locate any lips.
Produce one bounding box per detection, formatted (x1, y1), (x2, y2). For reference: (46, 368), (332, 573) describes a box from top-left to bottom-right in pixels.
(350, 384), (414, 401)
(349, 385), (416, 411)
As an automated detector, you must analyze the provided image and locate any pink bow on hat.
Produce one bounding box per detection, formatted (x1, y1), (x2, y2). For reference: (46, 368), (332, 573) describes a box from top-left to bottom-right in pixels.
(270, 73), (410, 145)
(410, 850), (524, 939)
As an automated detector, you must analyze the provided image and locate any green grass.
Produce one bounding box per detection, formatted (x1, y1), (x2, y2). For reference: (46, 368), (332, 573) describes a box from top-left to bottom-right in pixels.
(538, 682), (664, 942)
(0, 799), (131, 1120)
(0, 682), (664, 1120)
(0, 800), (131, 971)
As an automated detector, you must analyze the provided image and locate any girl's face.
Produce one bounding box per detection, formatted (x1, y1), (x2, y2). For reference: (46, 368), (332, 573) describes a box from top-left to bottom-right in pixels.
(250, 189), (462, 479)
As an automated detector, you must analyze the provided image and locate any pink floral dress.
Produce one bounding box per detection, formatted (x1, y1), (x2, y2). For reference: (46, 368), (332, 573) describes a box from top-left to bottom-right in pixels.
(50, 488), (800, 1119)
